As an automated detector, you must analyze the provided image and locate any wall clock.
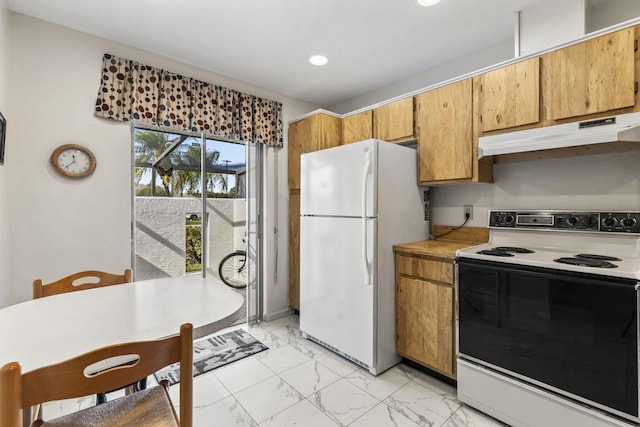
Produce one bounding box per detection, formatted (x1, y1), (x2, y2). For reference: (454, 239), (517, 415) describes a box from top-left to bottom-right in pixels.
(50, 144), (97, 178)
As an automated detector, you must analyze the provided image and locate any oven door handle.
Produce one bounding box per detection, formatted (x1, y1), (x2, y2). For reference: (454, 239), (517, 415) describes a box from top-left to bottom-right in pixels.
(457, 258), (637, 290)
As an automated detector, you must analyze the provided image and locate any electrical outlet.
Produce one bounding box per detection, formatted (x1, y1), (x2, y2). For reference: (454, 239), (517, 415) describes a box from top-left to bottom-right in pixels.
(463, 205), (473, 220)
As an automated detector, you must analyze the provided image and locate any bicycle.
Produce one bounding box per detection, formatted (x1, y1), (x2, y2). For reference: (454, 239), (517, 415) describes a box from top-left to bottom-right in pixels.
(218, 249), (248, 289)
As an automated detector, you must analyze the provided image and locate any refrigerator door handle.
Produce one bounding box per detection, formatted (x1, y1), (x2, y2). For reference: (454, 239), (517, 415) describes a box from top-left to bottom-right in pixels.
(362, 153), (372, 286)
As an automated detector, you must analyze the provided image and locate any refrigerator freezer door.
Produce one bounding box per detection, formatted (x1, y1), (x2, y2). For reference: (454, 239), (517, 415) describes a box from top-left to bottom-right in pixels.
(300, 139), (377, 218)
(299, 215), (376, 368)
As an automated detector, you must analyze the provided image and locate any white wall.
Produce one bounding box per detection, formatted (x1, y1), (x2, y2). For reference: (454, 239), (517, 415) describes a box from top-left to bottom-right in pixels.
(518, 0), (585, 56)
(587, 0), (640, 32)
(430, 152), (640, 228)
(0, 0), (10, 307)
(330, 39), (514, 114)
(5, 13), (318, 317)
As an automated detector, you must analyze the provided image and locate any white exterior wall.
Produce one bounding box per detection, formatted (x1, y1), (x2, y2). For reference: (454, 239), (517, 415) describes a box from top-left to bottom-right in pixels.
(135, 197), (240, 281)
(5, 13), (318, 319)
(0, 0), (10, 308)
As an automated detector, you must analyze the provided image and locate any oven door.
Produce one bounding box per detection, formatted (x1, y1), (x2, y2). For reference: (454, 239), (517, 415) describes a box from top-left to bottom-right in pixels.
(457, 258), (638, 420)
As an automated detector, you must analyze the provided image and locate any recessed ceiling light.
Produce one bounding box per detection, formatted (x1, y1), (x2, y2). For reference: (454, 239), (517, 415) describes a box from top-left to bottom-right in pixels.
(309, 55), (328, 66)
(417, 0), (441, 5)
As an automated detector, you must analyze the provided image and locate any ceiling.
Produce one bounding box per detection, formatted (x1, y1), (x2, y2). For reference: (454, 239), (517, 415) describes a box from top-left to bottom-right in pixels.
(8, 0), (574, 108)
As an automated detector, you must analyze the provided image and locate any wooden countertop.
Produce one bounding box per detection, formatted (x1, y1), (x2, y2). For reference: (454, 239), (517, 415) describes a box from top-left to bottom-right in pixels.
(393, 226), (488, 260)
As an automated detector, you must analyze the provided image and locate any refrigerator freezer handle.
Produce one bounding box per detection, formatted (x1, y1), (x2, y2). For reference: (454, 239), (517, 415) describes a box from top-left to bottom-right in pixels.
(362, 153), (372, 286)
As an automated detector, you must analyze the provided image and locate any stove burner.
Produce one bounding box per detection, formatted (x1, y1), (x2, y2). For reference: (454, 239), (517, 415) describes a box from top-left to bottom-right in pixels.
(477, 249), (514, 257)
(575, 254), (622, 262)
(554, 257), (618, 268)
(494, 247), (535, 254)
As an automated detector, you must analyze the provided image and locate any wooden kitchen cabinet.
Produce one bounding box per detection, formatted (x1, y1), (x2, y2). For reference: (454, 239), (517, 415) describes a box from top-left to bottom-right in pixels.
(542, 27), (636, 121)
(287, 113), (342, 190)
(373, 98), (415, 143)
(287, 112), (341, 310)
(478, 57), (540, 132)
(416, 78), (482, 184)
(288, 191), (300, 310)
(343, 110), (373, 144)
(395, 253), (455, 378)
(287, 120), (303, 191)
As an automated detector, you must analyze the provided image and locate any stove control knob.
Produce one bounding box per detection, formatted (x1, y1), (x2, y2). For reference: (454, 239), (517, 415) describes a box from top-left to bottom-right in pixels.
(504, 215), (514, 224)
(566, 215), (580, 227)
(602, 215), (618, 228)
(582, 215), (598, 228)
(622, 217), (637, 229)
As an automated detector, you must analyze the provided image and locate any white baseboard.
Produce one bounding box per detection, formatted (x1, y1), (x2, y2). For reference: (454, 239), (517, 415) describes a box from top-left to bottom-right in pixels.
(263, 307), (295, 322)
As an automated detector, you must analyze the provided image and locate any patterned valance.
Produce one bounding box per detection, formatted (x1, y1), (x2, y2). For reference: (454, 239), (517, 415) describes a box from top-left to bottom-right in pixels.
(95, 54), (283, 147)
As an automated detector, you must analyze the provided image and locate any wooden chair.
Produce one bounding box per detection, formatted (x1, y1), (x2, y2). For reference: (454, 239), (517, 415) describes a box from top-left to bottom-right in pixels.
(32, 269), (133, 299)
(0, 323), (193, 427)
(32, 268), (137, 405)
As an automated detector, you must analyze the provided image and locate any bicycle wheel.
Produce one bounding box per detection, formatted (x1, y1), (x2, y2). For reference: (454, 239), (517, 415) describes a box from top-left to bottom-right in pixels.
(218, 251), (248, 289)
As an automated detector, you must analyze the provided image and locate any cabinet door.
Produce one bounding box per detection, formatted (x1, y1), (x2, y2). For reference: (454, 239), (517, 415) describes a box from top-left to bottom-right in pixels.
(288, 114), (342, 190)
(317, 114), (343, 151)
(287, 122), (302, 190)
(416, 79), (473, 183)
(289, 191), (300, 310)
(480, 57), (540, 131)
(396, 275), (454, 377)
(343, 110), (373, 144)
(544, 27), (635, 120)
(373, 98), (415, 142)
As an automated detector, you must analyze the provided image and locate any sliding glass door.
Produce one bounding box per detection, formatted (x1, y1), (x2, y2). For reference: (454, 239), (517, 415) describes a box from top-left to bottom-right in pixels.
(245, 141), (263, 324)
(131, 123), (264, 325)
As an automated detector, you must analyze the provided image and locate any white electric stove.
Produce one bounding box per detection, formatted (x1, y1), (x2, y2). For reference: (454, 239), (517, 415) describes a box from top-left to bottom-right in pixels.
(456, 210), (640, 427)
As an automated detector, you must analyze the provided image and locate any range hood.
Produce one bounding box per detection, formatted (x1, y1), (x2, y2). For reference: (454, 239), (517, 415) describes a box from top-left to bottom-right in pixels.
(478, 112), (640, 160)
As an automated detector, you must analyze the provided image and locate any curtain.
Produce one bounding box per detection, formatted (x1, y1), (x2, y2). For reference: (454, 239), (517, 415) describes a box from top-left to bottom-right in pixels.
(95, 53), (284, 147)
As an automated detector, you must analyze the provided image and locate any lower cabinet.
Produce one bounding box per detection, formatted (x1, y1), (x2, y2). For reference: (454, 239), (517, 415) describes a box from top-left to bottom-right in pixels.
(395, 253), (456, 379)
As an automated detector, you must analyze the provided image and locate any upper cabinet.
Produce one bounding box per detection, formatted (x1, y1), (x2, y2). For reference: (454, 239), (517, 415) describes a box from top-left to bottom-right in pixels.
(287, 120), (302, 191)
(542, 27), (636, 121)
(416, 79), (476, 184)
(478, 57), (540, 132)
(287, 113), (342, 190)
(343, 110), (373, 144)
(373, 98), (415, 143)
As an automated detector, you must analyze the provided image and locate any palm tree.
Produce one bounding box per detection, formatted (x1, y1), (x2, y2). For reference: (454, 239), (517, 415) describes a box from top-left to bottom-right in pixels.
(204, 150), (228, 195)
(134, 130), (187, 196)
(173, 144), (202, 197)
(135, 129), (230, 197)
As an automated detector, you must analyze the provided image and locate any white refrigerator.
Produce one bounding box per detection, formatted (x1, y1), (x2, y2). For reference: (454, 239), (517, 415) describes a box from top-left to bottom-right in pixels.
(299, 139), (428, 375)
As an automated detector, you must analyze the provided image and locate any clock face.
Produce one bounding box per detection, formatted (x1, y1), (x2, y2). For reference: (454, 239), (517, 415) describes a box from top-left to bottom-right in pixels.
(51, 144), (96, 178)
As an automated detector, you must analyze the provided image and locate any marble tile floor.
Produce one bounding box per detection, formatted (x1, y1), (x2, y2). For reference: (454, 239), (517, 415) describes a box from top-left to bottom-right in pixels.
(42, 314), (507, 427)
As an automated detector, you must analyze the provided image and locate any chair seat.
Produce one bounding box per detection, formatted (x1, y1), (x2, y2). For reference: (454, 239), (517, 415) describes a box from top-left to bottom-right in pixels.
(40, 386), (178, 427)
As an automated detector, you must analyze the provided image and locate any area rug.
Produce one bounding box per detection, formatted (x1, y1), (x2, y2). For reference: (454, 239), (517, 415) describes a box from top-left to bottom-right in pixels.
(154, 329), (268, 385)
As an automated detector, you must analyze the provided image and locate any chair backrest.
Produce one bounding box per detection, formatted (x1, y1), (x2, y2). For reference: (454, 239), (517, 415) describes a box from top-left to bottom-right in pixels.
(33, 269), (133, 299)
(0, 323), (193, 427)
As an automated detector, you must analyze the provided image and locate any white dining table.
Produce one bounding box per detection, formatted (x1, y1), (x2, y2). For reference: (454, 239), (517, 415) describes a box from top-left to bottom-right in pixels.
(0, 276), (244, 372)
